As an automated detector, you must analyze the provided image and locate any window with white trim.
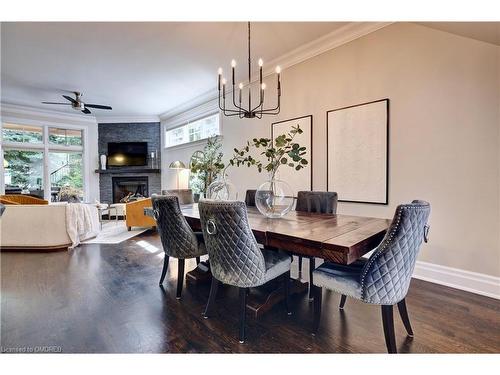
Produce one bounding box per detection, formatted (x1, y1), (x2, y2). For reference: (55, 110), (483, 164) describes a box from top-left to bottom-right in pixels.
(1, 122), (85, 202)
(165, 113), (220, 148)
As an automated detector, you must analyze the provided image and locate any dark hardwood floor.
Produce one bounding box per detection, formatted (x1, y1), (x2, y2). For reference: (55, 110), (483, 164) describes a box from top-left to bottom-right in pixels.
(1, 229), (499, 353)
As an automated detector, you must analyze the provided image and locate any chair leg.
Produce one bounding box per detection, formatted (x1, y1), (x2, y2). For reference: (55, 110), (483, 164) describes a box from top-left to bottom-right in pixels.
(159, 255), (169, 286)
(298, 256), (303, 274)
(239, 288), (247, 343)
(381, 305), (397, 354)
(196, 257), (201, 265)
(284, 271), (291, 315)
(308, 257), (316, 300)
(397, 299), (414, 337)
(312, 286), (322, 335)
(176, 259), (185, 300)
(203, 276), (220, 319)
(339, 294), (347, 309)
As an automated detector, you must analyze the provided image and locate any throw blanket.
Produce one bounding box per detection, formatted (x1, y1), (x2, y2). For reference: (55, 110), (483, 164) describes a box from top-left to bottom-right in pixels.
(66, 203), (100, 248)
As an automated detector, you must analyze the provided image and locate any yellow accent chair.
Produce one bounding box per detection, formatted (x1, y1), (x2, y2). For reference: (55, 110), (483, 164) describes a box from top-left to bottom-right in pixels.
(125, 198), (156, 231)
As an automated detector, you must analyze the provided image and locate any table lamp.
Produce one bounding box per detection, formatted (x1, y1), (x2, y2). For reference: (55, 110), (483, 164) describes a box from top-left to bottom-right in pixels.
(169, 160), (186, 190)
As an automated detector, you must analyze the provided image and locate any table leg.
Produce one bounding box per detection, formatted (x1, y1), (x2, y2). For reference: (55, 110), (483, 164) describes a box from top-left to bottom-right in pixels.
(185, 260), (308, 319)
(185, 260), (212, 285)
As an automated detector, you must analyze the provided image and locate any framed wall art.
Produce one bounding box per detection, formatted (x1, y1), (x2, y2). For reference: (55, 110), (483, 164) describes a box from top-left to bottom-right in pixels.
(271, 115), (313, 194)
(327, 99), (389, 204)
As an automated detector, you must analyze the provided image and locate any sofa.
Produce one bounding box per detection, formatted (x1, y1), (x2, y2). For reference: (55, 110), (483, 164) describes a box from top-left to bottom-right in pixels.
(125, 198), (156, 231)
(0, 203), (99, 251)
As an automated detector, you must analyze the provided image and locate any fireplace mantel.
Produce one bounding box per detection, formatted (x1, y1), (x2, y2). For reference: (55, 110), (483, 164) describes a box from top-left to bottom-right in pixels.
(95, 168), (161, 174)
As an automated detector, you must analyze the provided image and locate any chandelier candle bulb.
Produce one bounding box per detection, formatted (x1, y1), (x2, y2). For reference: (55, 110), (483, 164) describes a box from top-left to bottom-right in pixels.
(231, 60), (236, 84)
(217, 68), (223, 90)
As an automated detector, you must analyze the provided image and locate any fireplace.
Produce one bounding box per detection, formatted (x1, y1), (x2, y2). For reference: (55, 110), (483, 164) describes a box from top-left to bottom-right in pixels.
(112, 177), (149, 203)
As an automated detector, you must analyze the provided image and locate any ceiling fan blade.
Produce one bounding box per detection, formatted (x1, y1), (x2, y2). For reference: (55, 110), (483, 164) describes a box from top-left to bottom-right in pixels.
(85, 104), (112, 110)
(42, 102), (71, 105)
(82, 108), (91, 114)
(62, 95), (77, 104)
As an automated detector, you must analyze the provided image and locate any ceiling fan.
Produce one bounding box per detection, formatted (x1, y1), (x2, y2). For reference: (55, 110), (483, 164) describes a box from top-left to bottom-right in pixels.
(42, 91), (112, 114)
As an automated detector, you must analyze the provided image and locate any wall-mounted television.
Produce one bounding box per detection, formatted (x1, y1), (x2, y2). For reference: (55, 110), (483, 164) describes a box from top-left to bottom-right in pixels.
(107, 142), (148, 167)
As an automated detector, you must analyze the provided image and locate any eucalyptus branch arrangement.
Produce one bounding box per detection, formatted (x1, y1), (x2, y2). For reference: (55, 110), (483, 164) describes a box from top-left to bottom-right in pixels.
(228, 124), (308, 179)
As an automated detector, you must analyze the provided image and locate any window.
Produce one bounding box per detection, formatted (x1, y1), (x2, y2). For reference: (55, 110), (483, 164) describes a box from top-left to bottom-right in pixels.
(3, 150), (44, 197)
(1, 122), (86, 202)
(165, 113), (220, 147)
(49, 152), (84, 201)
(2, 123), (43, 144)
(49, 127), (83, 146)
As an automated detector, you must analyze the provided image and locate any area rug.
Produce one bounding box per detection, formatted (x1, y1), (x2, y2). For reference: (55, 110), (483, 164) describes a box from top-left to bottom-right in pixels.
(82, 221), (148, 244)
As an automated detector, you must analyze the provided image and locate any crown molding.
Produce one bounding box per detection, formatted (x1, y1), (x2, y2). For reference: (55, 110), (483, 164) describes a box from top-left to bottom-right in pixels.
(264, 22), (393, 73)
(96, 116), (160, 124)
(160, 91), (219, 121)
(161, 98), (218, 129)
(0, 102), (97, 125)
(160, 22), (393, 121)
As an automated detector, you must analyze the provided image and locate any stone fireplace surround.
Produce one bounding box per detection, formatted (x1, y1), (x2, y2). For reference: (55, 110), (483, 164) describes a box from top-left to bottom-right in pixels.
(98, 122), (161, 204)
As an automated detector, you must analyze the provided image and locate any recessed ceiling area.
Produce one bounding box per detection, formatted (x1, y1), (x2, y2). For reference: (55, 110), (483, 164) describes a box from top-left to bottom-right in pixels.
(0, 22), (349, 118)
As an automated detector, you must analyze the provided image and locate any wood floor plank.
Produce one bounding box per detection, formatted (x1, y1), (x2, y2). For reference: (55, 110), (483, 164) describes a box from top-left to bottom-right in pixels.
(1, 230), (499, 353)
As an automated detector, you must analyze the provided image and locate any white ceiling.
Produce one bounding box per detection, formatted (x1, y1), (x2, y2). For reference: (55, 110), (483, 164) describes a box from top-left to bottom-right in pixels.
(1, 22), (348, 119)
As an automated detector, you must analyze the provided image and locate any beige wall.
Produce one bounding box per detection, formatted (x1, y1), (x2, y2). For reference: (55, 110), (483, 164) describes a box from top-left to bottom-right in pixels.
(164, 23), (500, 277)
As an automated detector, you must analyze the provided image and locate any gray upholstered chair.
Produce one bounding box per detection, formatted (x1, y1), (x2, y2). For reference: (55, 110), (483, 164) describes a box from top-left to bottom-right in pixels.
(312, 200), (430, 353)
(244, 189), (257, 207)
(198, 199), (292, 343)
(162, 189), (194, 204)
(0, 203), (5, 217)
(152, 195), (207, 299)
(295, 191), (338, 299)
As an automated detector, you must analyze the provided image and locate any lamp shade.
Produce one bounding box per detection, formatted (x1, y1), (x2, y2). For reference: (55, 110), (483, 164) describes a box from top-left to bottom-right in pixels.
(169, 160), (186, 169)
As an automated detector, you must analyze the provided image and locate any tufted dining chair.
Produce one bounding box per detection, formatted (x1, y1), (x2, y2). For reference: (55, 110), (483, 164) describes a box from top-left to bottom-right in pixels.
(198, 199), (292, 343)
(244, 189), (257, 207)
(312, 200), (431, 353)
(152, 195), (207, 299)
(295, 191), (338, 299)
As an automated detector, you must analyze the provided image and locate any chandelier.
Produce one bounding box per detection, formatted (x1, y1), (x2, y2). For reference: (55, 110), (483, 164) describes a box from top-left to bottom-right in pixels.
(217, 22), (281, 119)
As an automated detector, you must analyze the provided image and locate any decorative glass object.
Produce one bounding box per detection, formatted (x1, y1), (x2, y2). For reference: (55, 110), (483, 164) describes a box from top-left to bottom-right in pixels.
(255, 179), (294, 218)
(207, 178), (238, 201)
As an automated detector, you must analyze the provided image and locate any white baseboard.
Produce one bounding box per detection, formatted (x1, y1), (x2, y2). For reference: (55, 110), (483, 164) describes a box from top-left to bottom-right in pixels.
(413, 261), (500, 300)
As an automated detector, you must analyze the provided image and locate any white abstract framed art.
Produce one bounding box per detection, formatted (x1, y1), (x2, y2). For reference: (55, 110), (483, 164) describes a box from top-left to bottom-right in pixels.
(327, 99), (389, 205)
(271, 115), (313, 195)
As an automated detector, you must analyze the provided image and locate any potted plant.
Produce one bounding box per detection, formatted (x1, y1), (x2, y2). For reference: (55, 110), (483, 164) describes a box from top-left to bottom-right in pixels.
(189, 136), (225, 201)
(229, 124), (308, 218)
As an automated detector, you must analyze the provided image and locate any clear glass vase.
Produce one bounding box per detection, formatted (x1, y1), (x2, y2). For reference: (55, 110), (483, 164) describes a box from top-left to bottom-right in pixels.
(207, 177), (238, 201)
(255, 178), (294, 218)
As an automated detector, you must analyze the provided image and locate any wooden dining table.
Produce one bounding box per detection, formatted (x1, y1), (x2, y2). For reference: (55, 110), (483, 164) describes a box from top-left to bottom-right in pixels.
(144, 204), (391, 317)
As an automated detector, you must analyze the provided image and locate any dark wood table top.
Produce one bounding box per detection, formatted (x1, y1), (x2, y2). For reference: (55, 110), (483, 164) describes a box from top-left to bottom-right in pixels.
(145, 204), (391, 265)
